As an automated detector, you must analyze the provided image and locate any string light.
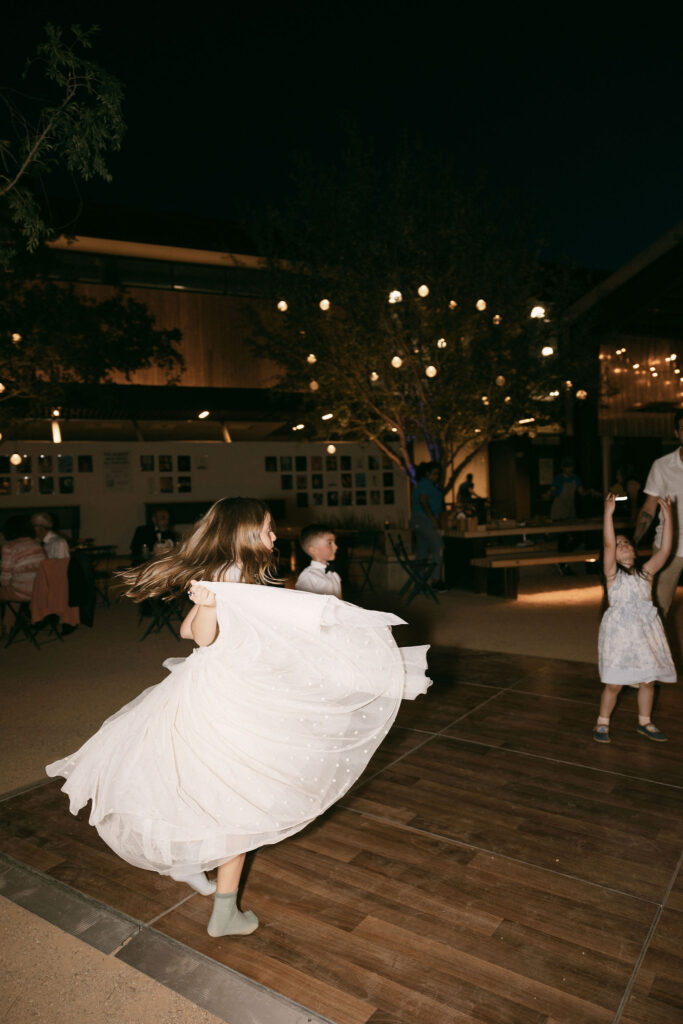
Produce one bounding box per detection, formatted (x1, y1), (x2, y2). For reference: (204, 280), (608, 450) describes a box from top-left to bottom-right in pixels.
(436, 338), (447, 349)
(52, 407), (61, 417)
(292, 423), (305, 431)
(309, 380), (319, 391)
(475, 299), (487, 312)
(0, 382), (5, 393)
(198, 410), (210, 419)
(388, 290), (403, 304)
(530, 305), (545, 319)
(549, 390), (560, 397)
(425, 365), (437, 378)
(321, 412), (334, 420)
(576, 389), (588, 400)
(481, 395), (489, 405)
(10, 453), (22, 466)
(448, 300), (458, 309)
(495, 375), (506, 386)
(326, 443), (336, 454)
(518, 417), (535, 425)
(51, 420), (62, 444)
(319, 299), (330, 311)
(417, 284), (430, 297)
(504, 396), (511, 403)
(277, 300), (288, 312)
(369, 371), (379, 382)
(11, 332), (21, 343)
(307, 353), (317, 364)
(492, 314), (502, 325)
(391, 355), (403, 369)
(541, 346), (554, 357)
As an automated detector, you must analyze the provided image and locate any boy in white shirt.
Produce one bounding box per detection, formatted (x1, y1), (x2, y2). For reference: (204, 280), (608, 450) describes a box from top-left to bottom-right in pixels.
(295, 524), (342, 598)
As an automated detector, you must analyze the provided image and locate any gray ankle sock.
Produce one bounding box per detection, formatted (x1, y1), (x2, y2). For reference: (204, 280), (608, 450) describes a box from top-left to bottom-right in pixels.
(207, 890), (259, 937)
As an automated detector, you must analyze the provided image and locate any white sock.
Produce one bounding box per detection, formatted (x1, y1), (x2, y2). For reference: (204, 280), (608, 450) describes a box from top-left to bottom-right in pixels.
(207, 890), (259, 937)
(169, 870), (216, 896)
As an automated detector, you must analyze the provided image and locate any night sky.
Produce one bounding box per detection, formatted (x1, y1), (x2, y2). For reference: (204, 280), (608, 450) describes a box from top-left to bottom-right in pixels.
(4, 3), (682, 271)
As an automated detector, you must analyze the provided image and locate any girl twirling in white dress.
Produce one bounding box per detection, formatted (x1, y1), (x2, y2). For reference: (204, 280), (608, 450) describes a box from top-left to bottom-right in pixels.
(47, 498), (431, 936)
(594, 493), (676, 743)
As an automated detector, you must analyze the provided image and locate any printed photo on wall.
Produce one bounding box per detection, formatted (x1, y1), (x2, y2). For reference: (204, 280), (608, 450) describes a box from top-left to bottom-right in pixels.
(340, 455), (352, 471)
(265, 456), (277, 472)
(0, 456), (9, 473)
(341, 473), (352, 488)
(38, 476), (54, 495)
(18, 476), (32, 493)
(159, 476), (174, 493)
(370, 490), (381, 505)
(311, 455), (322, 471)
(280, 456), (292, 471)
(59, 476), (74, 494)
(58, 455), (73, 474)
(356, 490), (367, 505)
(296, 475), (308, 490)
(327, 490), (339, 506)
(16, 456), (31, 473)
(368, 455), (379, 470)
(355, 472), (366, 488)
(38, 455), (53, 473)
(177, 476), (192, 493)
(311, 473), (323, 489)
(177, 455), (191, 472)
(295, 456), (307, 471)
(281, 474), (293, 490)
(159, 455), (173, 472)
(0, 477), (11, 494)
(312, 492), (323, 505)
(140, 455), (155, 472)
(77, 455), (93, 473)
(341, 490), (353, 506)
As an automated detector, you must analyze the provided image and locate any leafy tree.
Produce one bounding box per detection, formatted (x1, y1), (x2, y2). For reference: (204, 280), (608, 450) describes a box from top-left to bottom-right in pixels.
(0, 23), (125, 264)
(0, 278), (184, 430)
(250, 139), (592, 491)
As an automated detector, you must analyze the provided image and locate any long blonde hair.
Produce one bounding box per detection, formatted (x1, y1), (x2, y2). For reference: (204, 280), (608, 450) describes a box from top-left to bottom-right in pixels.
(119, 497), (278, 601)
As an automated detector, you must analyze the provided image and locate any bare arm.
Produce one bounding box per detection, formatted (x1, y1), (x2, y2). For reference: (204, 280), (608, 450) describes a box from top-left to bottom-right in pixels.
(644, 498), (672, 575)
(603, 494), (617, 583)
(181, 581), (218, 646)
(634, 493), (658, 546)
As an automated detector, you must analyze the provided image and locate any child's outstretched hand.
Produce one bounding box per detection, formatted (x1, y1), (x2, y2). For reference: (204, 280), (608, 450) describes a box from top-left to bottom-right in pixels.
(187, 580), (216, 607)
(604, 493), (617, 515)
(657, 496), (672, 521)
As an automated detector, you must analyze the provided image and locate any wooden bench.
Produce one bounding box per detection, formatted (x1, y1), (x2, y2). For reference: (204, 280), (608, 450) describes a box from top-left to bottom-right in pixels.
(470, 551), (601, 598)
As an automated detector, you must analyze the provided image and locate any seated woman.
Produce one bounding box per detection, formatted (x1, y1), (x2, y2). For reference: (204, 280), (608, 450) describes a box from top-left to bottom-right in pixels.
(0, 515), (46, 631)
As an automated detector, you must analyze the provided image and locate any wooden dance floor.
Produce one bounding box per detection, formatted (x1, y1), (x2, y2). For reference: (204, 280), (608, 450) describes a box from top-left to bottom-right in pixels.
(1, 648), (682, 1023)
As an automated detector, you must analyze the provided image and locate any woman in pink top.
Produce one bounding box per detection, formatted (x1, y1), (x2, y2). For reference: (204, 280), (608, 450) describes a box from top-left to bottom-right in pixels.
(0, 515), (46, 606)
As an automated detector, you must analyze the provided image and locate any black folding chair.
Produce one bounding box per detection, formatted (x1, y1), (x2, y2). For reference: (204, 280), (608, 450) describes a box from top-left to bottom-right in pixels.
(2, 600), (40, 649)
(386, 532), (439, 604)
(347, 530), (379, 593)
(140, 596), (184, 641)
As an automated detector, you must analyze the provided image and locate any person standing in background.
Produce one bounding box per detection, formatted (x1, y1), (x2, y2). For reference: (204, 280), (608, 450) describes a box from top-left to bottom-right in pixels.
(411, 462), (447, 591)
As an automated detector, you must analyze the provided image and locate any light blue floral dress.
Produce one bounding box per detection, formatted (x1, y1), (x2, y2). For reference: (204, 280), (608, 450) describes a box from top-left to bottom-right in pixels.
(598, 570), (677, 686)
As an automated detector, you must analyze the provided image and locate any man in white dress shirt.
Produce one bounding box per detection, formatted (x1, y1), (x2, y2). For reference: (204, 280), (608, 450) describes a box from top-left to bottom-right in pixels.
(295, 524), (342, 598)
(635, 409), (683, 615)
(31, 512), (70, 559)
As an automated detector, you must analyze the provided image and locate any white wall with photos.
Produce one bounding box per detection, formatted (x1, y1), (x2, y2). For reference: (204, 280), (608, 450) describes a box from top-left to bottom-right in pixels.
(0, 441), (410, 552)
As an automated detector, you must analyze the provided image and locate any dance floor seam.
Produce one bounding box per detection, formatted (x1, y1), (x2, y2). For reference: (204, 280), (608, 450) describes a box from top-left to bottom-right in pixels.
(2, 647), (682, 1024)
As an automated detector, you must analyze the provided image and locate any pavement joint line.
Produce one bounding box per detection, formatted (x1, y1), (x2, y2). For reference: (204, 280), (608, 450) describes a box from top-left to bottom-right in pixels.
(337, 804), (670, 909)
(145, 891), (196, 927)
(612, 903), (665, 1023)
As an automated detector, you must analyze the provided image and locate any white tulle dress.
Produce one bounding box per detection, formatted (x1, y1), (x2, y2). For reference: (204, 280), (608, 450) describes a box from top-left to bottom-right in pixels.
(46, 580), (431, 878)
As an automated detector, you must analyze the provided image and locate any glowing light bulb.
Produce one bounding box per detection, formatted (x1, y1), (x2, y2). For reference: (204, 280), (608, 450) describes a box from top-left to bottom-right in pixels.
(309, 380), (319, 391)
(541, 346), (554, 357)
(417, 284), (429, 297)
(425, 365), (437, 378)
(448, 300), (458, 309)
(0, 382), (5, 393)
(530, 305), (546, 319)
(321, 412), (334, 420)
(436, 338), (447, 349)
(319, 299), (330, 311)
(391, 355), (403, 369)
(369, 371), (379, 382)
(633, 363), (640, 369)
(391, 427), (398, 432)
(492, 314), (502, 325)
(504, 395), (511, 403)
(481, 395), (489, 405)
(326, 444), (336, 454)
(11, 332), (21, 343)
(549, 390), (560, 397)
(495, 375), (505, 387)
(10, 453), (22, 466)
(307, 353), (317, 364)
(277, 299), (288, 312)
(671, 353), (677, 360)
(475, 299), (487, 312)
(52, 407), (61, 417)
(51, 420), (62, 443)
(576, 389), (588, 400)
(293, 423), (305, 431)
(198, 410), (210, 419)
(388, 290), (403, 304)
